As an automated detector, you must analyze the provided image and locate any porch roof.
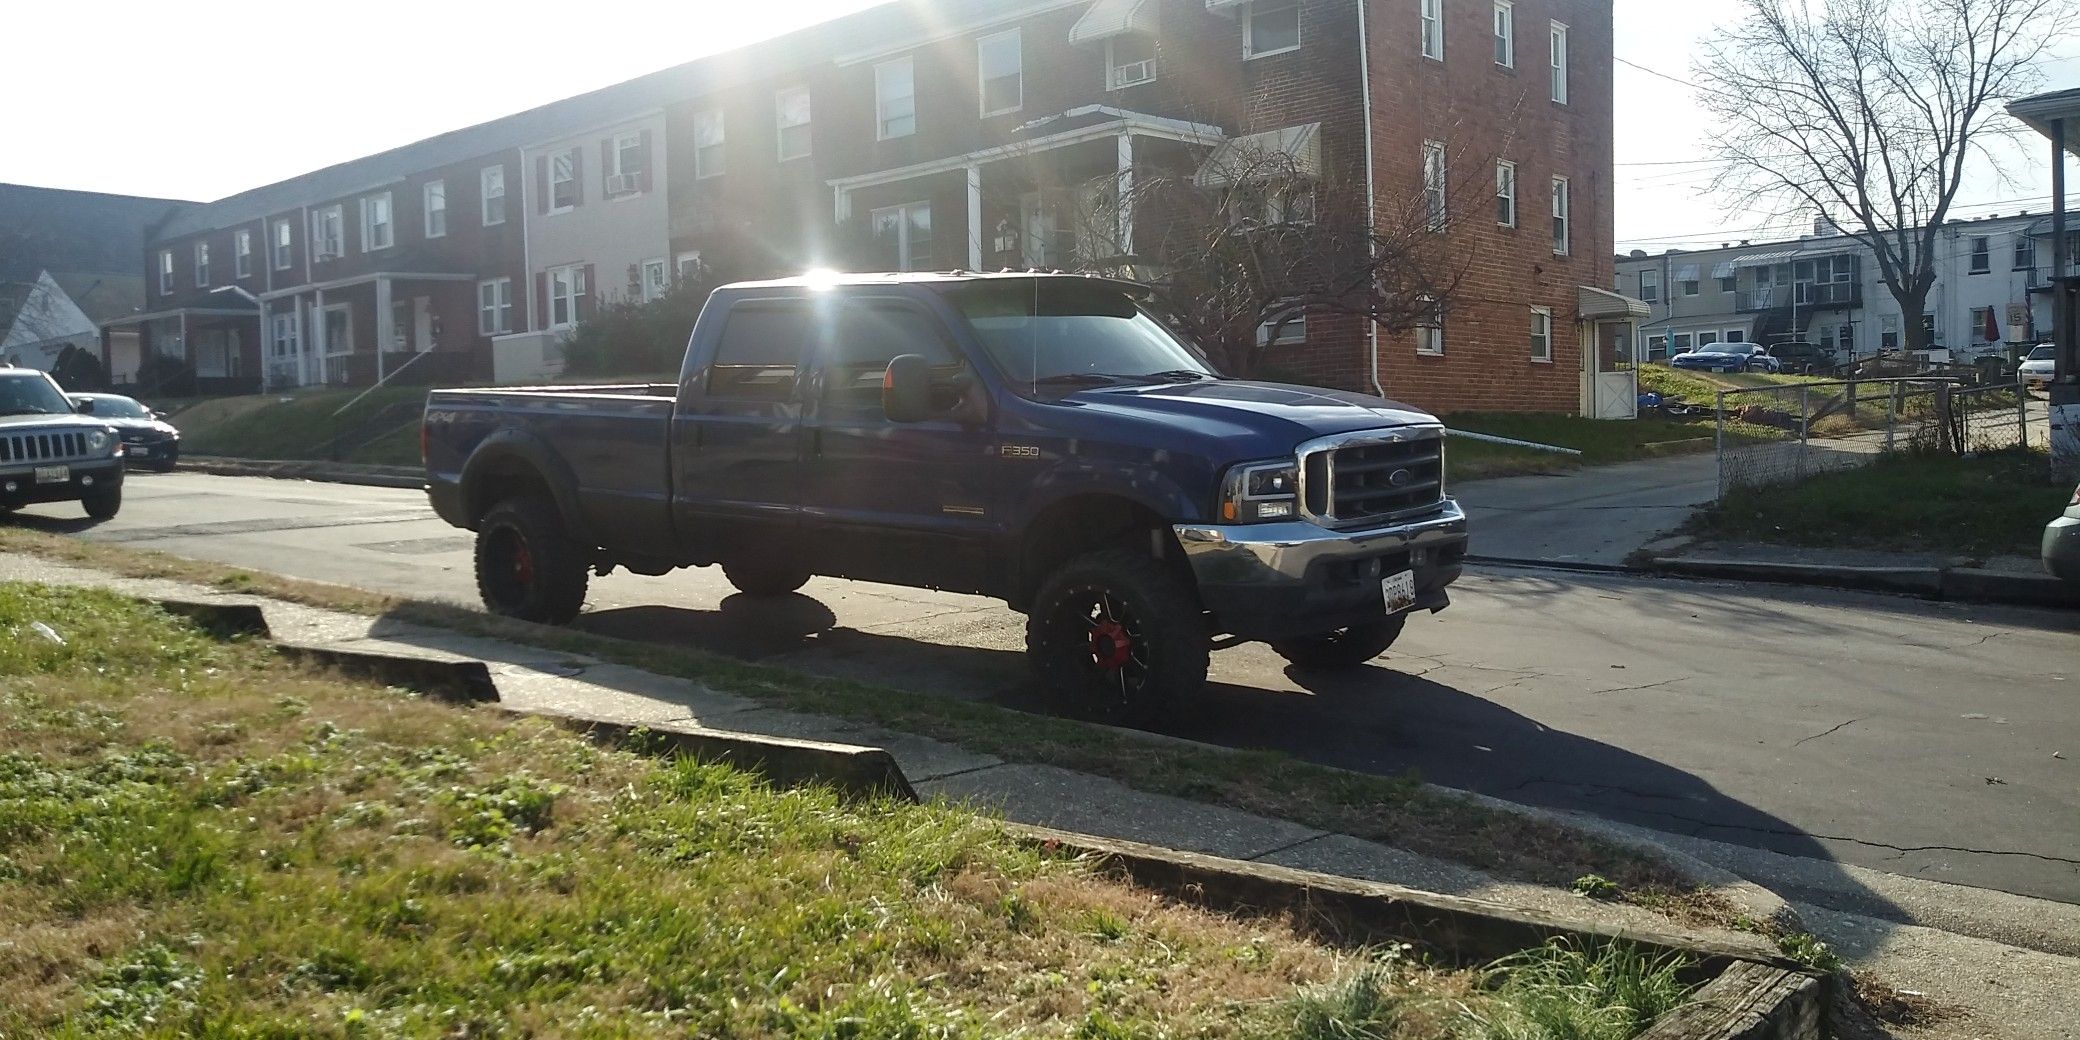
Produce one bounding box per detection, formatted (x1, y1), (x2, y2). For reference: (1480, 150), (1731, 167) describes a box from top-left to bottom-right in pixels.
(1192, 123), (1321, 187)
(2009, 88), (2080, 156)
(1069, 0), (1158, 43)
(827, 106), (1223, 193)
(258, 270), (478, 302)
(1577, 285), (1651, 320)
(101, 305), (258, 329)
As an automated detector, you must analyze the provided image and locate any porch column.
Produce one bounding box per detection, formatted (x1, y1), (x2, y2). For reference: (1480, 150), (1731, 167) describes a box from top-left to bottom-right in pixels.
(1116, 132), (1135, 260)
(374, 275), (392, 384)
(834, 185), (852, 224)
(313, 289), (327, 385)
(257, 298), (270, 393)
(178, 311), (189, 370)
(966, 165), (984, 270)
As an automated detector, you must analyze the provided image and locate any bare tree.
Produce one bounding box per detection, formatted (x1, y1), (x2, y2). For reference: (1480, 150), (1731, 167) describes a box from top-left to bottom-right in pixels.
(1053, 140), (1491, 380)
(1696, 0), (2075, 354)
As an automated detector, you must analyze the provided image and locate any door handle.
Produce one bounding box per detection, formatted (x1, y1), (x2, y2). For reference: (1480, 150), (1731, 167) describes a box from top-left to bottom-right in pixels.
(810, 427), (823, 457)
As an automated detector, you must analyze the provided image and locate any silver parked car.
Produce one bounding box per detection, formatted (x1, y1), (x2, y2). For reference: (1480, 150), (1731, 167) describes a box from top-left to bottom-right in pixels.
(2047, 481), (2080, 582)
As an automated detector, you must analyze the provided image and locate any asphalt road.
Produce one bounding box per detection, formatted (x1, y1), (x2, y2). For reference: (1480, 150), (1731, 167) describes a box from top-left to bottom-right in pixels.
(16, 470), (2080, 908)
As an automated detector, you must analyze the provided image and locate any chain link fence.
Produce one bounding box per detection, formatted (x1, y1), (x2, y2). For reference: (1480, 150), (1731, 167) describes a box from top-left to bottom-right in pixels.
(1715, 377), (2036, 495)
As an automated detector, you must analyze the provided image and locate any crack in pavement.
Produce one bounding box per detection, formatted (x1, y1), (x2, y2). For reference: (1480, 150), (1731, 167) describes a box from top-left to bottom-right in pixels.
(1791, 717), (1865, 747)
(1593, 677), (1689, 696)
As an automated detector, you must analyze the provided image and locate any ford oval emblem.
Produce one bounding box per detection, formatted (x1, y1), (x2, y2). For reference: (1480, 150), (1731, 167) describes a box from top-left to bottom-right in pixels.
(1388, 468), (1414, 488)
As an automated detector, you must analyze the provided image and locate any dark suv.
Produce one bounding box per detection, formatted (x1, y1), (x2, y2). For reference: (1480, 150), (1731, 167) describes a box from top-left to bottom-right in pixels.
(0, 368), (125, 518)
(1766, 341), (1840, 375)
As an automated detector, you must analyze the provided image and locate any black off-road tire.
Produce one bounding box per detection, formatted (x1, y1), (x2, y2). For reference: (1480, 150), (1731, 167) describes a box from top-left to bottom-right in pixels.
(1270, 614), (1408, 670)
(721, 558), (813, 597)
(1026, 547), (1209, 727)
(153, 452), (178, 474)
(81, 486), (122, 520)
(475, 495), (589, 624)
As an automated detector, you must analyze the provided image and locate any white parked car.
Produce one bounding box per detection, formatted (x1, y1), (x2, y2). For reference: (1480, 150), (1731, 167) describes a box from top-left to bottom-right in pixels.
(2018, 346), (2056, 389)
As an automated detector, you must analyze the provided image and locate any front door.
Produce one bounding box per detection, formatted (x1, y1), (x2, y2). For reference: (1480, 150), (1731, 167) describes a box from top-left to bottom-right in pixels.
(1583, 319), (1639, 419)
(798, 297), (995, 593)
(669, 299), (814, 566)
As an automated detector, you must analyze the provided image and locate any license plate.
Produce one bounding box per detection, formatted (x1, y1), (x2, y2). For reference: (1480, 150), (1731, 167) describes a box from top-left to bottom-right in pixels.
(33, 466), (68, 485)
(128, 445), (150, 457)
(1381, 569), (1417, 614)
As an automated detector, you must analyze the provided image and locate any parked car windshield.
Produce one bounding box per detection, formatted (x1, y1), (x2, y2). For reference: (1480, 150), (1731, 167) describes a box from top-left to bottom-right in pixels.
(75, 395), (151, 419)
(944, 280), (1218, 392)
(2028, 346), (2056, 360)
(0, 373), (75, 417)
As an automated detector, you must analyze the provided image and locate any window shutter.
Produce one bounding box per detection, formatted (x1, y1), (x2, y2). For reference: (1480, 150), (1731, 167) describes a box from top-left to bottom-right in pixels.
(535, 272), (549, 328)
(569, 148), (584, 208)
(535, 156), (549, 215)
(580, 263), (595, 322)
(639, 130), (654, 193)
(601, 137), (614, 194)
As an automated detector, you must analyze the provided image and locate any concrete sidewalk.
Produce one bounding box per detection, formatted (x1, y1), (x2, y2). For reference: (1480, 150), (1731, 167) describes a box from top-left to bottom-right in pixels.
(1453, 452), (1718, 566)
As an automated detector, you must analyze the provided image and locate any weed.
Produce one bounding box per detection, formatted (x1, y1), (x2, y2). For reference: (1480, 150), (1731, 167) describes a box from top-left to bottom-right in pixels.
(1573, 874), (1621, 900)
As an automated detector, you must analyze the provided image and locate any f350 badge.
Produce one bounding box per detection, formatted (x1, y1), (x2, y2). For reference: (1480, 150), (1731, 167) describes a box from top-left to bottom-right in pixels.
(1001, 444), (1041, 458)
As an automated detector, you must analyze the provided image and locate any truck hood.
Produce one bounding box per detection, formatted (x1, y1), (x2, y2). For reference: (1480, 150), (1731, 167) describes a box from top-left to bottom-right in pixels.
(0, 413), (110, 432)
(1059, 379), (1439, 454)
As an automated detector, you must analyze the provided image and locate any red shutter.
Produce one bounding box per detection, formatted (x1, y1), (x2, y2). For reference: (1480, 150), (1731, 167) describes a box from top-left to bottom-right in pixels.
(601, 137), (614, 196)
(535, 272), (549, 329)
(580, 263), (595, 322)
(569, 148), (584, 208)
(535, 156), (549, 215)
(639, 130), (654, 193)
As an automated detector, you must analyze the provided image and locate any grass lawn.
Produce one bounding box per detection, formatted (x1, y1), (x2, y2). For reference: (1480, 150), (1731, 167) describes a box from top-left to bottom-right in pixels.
(174, 386), (430, 468)
(0, 582), (1696, 1037)
(1694, 447), (2067, 558)
(0, 528), (1736, 930)
(1445, 411), (1731, 481)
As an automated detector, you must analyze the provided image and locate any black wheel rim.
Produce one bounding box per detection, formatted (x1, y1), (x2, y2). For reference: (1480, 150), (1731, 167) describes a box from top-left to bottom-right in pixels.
(482, 524), (536, 610)
(1053, 586), (1151, 711)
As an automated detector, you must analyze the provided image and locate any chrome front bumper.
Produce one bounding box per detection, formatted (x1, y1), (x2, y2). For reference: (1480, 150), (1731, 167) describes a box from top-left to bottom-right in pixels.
(1174, 499), (1467, 585)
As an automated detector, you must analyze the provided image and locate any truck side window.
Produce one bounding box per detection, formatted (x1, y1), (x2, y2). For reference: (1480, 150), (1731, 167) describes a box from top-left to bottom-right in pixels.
(824, 302), (963, 413)
(708, 303), (808, 401)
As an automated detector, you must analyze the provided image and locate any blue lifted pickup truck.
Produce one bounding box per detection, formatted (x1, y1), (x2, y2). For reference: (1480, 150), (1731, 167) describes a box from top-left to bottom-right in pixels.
(424, 273), (1467, 722)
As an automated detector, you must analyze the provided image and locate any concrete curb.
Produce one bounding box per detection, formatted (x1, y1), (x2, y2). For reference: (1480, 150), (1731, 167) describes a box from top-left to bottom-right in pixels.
(154, 598), (273, 638)
(1645, 556), (2078, 609)
(273, 641), (499, 703)
(182, 455), (423, 490)
(523, 710), (918, 802)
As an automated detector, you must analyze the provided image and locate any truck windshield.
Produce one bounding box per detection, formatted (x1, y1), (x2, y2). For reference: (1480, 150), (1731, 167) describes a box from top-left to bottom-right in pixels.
(945, 280), (1218, 392)
(0, 374), (74, 417)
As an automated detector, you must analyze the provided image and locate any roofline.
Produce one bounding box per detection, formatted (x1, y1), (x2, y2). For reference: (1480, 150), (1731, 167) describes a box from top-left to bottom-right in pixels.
(1614, 207), (2074, 265)
(100, 306), (259, 328)
(832, 0), (1086, 65)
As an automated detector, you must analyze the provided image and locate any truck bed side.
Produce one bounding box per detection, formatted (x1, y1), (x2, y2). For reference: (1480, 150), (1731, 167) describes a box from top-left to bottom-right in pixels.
(423, 384), (678, 557)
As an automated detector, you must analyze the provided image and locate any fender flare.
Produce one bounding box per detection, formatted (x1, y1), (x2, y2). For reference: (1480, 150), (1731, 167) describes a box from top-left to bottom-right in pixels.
(458, 428), (596, 545)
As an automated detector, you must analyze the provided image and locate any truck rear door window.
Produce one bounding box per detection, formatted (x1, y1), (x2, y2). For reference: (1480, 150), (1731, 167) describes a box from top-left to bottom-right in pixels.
(708, 303), (808, 401)
(824, 302), (962, 411)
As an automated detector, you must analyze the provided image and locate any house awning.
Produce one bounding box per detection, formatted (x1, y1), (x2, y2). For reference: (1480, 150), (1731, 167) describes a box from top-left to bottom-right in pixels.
(1674, 264), (1701, 281)
(1193, 123), (1321, 187)
(1709, 260), (1736, 279)
(1069, 0), (1158, 43)
(1578, 285), (1652, 320)
(1732, 249), (1800, 267)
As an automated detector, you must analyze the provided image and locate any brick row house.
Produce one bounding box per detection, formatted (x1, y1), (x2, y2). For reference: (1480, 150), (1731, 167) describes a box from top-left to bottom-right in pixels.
(108, 0), (1623, 416)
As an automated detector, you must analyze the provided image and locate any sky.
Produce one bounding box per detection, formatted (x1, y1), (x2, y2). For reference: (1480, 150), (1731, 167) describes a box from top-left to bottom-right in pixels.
(4, 0), (2076, 253)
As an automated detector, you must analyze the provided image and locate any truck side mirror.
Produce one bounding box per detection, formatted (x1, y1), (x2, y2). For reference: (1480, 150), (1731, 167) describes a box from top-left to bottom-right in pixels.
(883, 354), (932, 423)
(75, 399), (94, 414)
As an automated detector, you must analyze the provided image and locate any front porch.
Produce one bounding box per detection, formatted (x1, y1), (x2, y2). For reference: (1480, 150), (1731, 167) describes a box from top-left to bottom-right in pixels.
(261, 272), (485, 390)
(101, 304), (263, 398)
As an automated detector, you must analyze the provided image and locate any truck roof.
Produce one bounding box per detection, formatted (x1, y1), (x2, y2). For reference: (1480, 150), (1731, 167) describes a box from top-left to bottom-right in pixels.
(717, 270), (1153, 296)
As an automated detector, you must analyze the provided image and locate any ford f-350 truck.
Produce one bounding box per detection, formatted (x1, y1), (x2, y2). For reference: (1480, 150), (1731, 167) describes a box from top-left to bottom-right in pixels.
(423, 273), (1467, 722)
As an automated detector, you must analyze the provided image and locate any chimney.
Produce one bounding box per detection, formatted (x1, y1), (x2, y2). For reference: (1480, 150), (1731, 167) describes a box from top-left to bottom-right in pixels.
(1814, 211), (1841, 236)
(1740, 239), (1752, 246)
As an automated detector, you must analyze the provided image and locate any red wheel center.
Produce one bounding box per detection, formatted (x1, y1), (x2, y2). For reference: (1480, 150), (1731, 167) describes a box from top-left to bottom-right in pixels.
(1089, 620), (1132, 670)
(512, 541), (535, 586)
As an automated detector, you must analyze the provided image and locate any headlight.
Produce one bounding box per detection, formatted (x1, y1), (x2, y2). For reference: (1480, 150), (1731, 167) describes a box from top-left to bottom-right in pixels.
(86, 431), (111, 454)
(1220, 459), (1300, 523)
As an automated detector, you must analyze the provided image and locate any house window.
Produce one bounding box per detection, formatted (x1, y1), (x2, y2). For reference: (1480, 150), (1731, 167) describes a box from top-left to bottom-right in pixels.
(1420, 0), (1442, 60)
(676, 251), (703, 280)
(870, 201), (933, 271)
(1719, 274), (1737, 293)
(1551, 176), (1570, 255)
(1968, 236), (1989, 273)
(1550, 22), (1569, 103)
(1422, 140), (1447, 231)
(1921, 312), (1938, 344)
(2015, 235), (2037, 269)
(1244, 2), (1301, 59)
(1108, 35), (1156, 89)
(234, 231), (252, 279)
(424, 180), (446, 238)
(776, 87), (812, 161)
(477, 278), (513, 336)
(391, 300), (413, 351)
(1670, 332), (1693, 354)
(481, 165), (507, 226)
(550, 149), (581, 209)
(272, 219), (293, 270)
(359, 193), (393, 251)
(1881, 315), (1899, 349)
(642, 259), (669, 302)
(978, 29), (1022, 116)
(693, 112), (725, 179)
(1724, 329), (1746, 343)
(1680, 272), (1701, 296)
(876, 57), (916, 140)
(1639, 270), (1660, 302)
(322, 305), (352, 357)
(269, 312), (299, 360)
(194, 242), (210, 287)
(1493, 0), (1514, 67)
(1970, 306), (1996, 341)
(1837, 324), (1855, 352)
(611, 131), (647, 192)
(1530, 306), (1552, 362)
(547, 264), (587, 328)
(1495, 161), (1517, 227)
(157, 250), (173, 294)
(1415, 296), (1444, 355)
(1258, 310), (1306, 346)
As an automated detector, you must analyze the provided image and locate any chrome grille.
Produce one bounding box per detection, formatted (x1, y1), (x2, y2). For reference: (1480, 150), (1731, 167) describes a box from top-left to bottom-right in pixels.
(1300, 428), (1446, 526)
(0, 431), (88, 463)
